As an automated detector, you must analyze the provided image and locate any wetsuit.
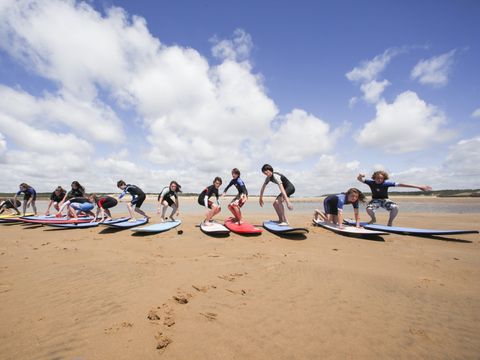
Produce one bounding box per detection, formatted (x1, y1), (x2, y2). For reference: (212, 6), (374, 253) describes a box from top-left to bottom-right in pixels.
(264, 172), (295, 199)
(17, 187), (37, 201)
(224, 178), (248, 207)
(198, 185), (219, 209)
(158, 187), (178, 207)
(119, 184), (146, 208)
(323, 194), (359, 216)
(97, 196), (118, 209)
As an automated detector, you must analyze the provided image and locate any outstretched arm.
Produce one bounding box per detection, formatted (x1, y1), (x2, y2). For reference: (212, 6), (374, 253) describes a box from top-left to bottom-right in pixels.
(397, 183), (432, 191)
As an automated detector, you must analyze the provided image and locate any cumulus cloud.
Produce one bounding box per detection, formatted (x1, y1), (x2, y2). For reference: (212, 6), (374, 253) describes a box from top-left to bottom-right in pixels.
(471, 108), (480, 118)
(410, 49), (456, 87)
(346, 48), (403, 83)
(360, 80), (391, 103)
(266, 109), (338, 163)
(443, 137), (480, 177)
(210, 28), (253, 62)
(356, 91), (454, 153)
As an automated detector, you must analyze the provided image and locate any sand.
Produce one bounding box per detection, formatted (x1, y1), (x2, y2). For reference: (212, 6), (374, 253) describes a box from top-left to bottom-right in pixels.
(0, 202), (479, 359)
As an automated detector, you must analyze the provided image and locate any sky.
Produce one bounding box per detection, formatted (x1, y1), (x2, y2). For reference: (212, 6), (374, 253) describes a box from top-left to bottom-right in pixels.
(0, 0), (479, 196)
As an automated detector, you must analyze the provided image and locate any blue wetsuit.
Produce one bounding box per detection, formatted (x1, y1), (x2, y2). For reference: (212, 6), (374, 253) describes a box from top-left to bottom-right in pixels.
(324, 194), (359, 216)
(17, 187), (37, 200)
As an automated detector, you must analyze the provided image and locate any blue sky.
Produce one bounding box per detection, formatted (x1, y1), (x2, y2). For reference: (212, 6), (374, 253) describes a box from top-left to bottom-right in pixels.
(0, 0), (479, 195)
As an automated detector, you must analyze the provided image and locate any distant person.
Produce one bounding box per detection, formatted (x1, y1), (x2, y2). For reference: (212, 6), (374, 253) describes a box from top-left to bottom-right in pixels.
(45, 186), (66, 216)
(91, 194), (118, 222)
(157, 181), (181, 222)
(222, 168), (248, 225)
(14, 183), (37, 216)
(117, 180), (149, 221)
(357, 171), (432, 226)
(57, 196), (95, 219)
(198, 177), (222, 225)
(0, 198), (21, 215)
(259, 164), (295, 226)
(314, 188), (366, 229)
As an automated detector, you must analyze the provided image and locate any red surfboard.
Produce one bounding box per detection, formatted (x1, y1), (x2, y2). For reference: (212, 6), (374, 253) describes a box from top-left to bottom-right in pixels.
(224, 217), (262, 235)
(20, 217), (94, 224)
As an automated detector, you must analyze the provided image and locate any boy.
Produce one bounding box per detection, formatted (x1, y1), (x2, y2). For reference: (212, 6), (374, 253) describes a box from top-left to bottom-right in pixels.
(314, 188), (365, 229)
(0, 198), (21, 215)
(198, 177), (222, 225)
(222, 168), (248, 224)
(259, 164), (295, 226)
(117, 180), (149, 221)
(357, 171), (432, 226)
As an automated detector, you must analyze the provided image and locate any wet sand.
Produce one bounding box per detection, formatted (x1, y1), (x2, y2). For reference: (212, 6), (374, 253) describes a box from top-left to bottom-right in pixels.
(0, 203), (479, 359)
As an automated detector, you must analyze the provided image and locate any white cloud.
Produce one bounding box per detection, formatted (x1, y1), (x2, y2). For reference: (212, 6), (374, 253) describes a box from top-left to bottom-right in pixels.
(266, 109), (337, 163)
(410, 49), (456, 87)
(346, 48), (403, 83)
(471, 108), (480, 118)
(211, 28), (253, 62)
(360, 79), (391, 103)
(357, 91), (454, 153)
(348, 97), (358, 108)
(443, 137), (480, 177)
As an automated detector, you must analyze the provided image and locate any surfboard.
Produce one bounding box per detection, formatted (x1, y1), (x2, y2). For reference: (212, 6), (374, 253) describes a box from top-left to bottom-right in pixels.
(200, 221), (230, 235)
(344, 219), (479, 236)
(0, 212), (34, 219)
(131, 220), (181, 233)
(99, 217), (130, 225)
(20, 216), (94, 224)
(0, 213), (35, 223)
(103, 218), (149, 229)
(313, 219), (388, 236)
(224, 217), (262, 235)
(45, 222), (100, 229)
(263, 221), (309, 235)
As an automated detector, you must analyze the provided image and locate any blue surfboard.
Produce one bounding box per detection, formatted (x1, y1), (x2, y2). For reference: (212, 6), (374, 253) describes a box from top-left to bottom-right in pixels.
(344, 219), (479, 236)
(45, 222), (100, 229)
(99, 217), (130, 225)
(104, 218), (148, 229)
(131, 220), (181, 233)
(263, 221), (309, 235)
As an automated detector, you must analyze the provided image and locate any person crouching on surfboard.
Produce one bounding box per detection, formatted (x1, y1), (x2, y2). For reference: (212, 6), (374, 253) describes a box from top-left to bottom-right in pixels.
(259, 164), (295, 226)
(198, 177), (222, 226)
(45, 186), (66, 216)
(117, 180), (150, 221)
(221, 168), (248, 225)
(314, 188), (365, 229)
(91, 194), (118, 223)
(14, 183), (37, 216)
(57, 196), (95, 219)
(357, 171), (432, 226)
(157, 181), (181, 222)
(0, 198), (21, 215)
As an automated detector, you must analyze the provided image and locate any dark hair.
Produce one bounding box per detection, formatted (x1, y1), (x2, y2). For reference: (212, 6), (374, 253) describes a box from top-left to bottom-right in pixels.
(117, 180), (126, 188)
(346, 188), (366, 203)
(213, 177), (223, 185)
(232, 168), (240, 176)
(19, 183), (29, 189)
(170, 181), (182, 192)
(55, 186), (65, 192)
(71, 181), (85, 193)
(371, 170), (389, 181)
(89, 193), (98, 203)
(261, 164), (273, 173)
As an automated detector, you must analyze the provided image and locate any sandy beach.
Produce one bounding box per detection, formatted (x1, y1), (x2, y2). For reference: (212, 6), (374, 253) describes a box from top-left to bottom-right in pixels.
(0, 198), (479, 359)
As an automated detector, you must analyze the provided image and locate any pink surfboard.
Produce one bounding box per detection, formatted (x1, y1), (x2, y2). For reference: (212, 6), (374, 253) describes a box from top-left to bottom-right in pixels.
(224, 217), (262, 235)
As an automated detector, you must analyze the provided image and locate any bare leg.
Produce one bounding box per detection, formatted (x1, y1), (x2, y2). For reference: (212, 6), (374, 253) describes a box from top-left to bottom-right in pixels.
(134, 207), (149, 219)
(273, 198), (287, 224)
(387, 206), (399, 226)
(126, 203), (136, 220)
(31, 201), (37, 215)
(161, 201), (169, 221)
(366, 208), (376, 224)
(169, 204), (178, 221)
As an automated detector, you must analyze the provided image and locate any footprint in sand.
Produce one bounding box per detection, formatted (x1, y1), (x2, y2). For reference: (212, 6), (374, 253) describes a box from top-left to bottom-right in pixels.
(155, 332), (172, 349)
(218, 272), (248, 282)
(199, 312), (217, 321)
(147, 309), (161, 321)
(192, 284), (216, 293)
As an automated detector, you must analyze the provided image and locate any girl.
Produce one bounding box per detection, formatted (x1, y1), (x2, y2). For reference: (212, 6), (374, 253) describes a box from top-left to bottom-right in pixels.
(222, 168), (248, 225)
(56, 196), (95, 219)
(91, 194), (118, 222)
(198, 177), (222, 225)
(14, 183), (37, 216)
(314, 188), (365, 229)
(45, 186), (66, 216)
(157, 181), (181, 221)
(259, 164), (294, 226)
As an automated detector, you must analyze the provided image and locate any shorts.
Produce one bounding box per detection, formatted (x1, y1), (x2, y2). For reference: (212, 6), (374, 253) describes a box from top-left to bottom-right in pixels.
(198, 199), (218, 209)
(131, 193), (146, 208)
(230, 195), (246, 208)
(162, 196), (176, 207)
(24, 193), (37, 201)
(323, 195), (339, 216)
(367, 199), (397, 211)
(101, 197), (118, 209)
(71, 202), (94, 212)
(6, 199), (21, 208)
(276, 184), (295, 200)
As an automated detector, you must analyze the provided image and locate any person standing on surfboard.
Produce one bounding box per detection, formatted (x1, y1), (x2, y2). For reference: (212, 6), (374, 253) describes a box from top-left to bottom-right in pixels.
(314, 188), (365, 229)
(157, 181), (181, 222)
(91, 194), (118, 223)
(222, 168), (248, 225)
(117, 180), (150, 221)
(14, 183), (37, 216)
(45, 186), (66, 216)
(259, 164), (295, 226)
(198, 177), (222, 225)
(357, 171), (432, 226)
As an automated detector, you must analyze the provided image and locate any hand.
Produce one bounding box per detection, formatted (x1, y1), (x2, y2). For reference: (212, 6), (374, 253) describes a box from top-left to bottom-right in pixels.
(45, 211), (50, 216)
(357, 173), (365, 181)
(420, 185), (432, 191)
(175, 211), (180, 216)
(287, 202), (293, 211)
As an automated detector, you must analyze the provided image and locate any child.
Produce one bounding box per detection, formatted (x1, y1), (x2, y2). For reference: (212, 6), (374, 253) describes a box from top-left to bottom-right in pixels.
(14, 183), (37, 216)
(198, 177), (222, 225)
(57, 196), (95, 219)
(91, 194), (118, 222)
(314, 188), (365, 229)
(222, 168), (248, 225)
(60, 181), (86, 206)
(157, 181), (181, 221)
(117, 180), (149, 221)
(0, 198), (21, 215)
(259, 164), (294, 226)
(357, 171), (432, 226)
(45, 186), (66, 216)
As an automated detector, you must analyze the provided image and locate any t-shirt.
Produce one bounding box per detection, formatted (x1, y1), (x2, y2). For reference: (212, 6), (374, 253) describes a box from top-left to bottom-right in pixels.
(50, 191), (66, 203)
(363, 179), (398, 199)
(335, 193), (359, 211)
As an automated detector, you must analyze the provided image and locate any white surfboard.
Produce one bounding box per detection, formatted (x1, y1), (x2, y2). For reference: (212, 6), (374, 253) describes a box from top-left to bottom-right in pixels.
(200, 221), (230, 235)
(313, 219), (388, 236)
